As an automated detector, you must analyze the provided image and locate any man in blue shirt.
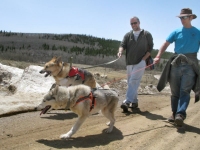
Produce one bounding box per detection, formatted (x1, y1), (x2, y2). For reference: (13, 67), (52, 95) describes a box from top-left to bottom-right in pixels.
(154, 8), (200, 127)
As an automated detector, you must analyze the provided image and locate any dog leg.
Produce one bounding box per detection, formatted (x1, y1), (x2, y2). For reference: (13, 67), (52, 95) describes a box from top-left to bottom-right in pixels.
(101, 109), (115, 133)
(60, 115), (87, 139)
(106, 121), (111, 126)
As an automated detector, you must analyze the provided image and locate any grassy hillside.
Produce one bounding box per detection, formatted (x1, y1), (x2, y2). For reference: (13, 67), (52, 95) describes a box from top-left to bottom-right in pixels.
(0, 30), (173, 70)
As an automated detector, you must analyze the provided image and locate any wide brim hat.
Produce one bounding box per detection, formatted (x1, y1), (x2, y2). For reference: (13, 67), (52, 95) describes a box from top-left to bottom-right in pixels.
(177, 8), (197, 19)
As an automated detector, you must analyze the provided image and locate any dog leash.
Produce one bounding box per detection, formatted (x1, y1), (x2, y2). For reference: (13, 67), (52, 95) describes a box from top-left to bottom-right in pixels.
(100, 62), (155, 88)
(81, 57), (120, 69)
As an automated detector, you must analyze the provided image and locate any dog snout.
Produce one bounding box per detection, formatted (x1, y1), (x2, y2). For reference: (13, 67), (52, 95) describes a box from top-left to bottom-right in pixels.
(35, 104), (44, 111)
(39, 69), (45, 74)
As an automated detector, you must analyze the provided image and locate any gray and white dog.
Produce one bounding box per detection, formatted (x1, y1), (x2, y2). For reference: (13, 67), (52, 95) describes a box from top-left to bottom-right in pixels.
(36, 84), (119, 139)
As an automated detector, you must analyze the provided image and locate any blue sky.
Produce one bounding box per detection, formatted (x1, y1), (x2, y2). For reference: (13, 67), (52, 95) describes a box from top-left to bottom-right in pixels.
(1, 0), (200, 58)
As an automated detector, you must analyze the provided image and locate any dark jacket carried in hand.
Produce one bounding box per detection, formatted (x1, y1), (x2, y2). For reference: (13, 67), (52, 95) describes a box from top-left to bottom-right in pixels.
(157, 53), (200, 103)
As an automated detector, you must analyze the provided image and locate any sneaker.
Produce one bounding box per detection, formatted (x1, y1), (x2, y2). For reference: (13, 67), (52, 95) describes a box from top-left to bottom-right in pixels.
(121, 102), (129, 112)
(130, 103), (138, 108)
(175, 114), (184, 126)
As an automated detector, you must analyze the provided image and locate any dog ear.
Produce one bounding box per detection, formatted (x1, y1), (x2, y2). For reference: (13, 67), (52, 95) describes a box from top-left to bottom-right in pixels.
(53, 85), (59, 95)
(52, 56), (57, 59)
(55, 57), (62, 64)
(49, 83), (56, 91)
(51, 56), (58, 62)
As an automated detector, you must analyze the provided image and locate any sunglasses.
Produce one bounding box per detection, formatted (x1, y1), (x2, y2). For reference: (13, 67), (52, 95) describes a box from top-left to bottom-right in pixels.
(179, 16), (190, 20)
(131, 22), (138, 25)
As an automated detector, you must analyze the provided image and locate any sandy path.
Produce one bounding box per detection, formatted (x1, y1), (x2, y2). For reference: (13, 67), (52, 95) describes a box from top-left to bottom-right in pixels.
(1, 94), (200, 150)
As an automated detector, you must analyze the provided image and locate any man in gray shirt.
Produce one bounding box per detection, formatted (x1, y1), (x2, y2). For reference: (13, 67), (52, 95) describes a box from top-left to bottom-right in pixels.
(118, 16), (154, 112)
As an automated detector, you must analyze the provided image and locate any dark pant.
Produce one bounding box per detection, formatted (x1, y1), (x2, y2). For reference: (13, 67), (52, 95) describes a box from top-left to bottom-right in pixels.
(169, 63), (195, 118)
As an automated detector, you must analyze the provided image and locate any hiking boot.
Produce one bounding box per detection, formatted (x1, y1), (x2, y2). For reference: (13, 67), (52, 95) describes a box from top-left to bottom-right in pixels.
(130, 103), (138, 108)
(167, 113), (175, 122)
(175, 114), (185, 126)
(121, 102), (129, 112)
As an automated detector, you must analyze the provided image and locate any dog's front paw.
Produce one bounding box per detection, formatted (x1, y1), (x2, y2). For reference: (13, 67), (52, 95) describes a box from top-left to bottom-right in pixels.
(60, 133), (72, 139)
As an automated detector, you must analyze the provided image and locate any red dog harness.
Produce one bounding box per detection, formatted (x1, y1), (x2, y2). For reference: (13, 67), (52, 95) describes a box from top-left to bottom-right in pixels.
(68, 67), (85, 81)
(74, 92), (96, 112)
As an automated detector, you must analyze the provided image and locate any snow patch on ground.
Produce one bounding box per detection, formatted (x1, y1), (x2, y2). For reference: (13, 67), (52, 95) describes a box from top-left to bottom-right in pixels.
(0, 63), (54, 116)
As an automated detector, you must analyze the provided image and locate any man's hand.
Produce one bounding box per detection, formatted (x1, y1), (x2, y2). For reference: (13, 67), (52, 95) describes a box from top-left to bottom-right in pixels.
(117, 52), (122, 58)
(154, 41), (170, 64)
(154, 56), (161, 64)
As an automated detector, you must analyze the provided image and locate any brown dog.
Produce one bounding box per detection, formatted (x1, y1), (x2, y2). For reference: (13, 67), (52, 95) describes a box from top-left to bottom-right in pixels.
(39, 57), (96, 88)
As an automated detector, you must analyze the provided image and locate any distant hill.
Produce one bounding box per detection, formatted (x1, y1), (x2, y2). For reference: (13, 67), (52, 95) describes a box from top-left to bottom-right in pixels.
(0, 30), (173, 69)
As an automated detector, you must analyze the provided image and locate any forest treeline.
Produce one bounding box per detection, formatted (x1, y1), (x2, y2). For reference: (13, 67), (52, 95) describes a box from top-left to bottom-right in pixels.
(0, 30), (173, 70)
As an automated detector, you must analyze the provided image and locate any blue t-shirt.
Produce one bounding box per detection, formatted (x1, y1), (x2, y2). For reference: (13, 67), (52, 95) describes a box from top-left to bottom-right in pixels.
(166, 26), (200, 54)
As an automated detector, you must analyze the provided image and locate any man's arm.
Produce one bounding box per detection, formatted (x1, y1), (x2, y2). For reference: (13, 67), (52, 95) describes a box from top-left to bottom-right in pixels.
(142, 52), (150, 60)
(143, 31), (153, 60)
(154, 41), (170, 64)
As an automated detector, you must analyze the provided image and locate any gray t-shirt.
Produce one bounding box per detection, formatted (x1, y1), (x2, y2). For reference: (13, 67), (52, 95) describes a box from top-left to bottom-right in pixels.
(133, 30), (141, 41)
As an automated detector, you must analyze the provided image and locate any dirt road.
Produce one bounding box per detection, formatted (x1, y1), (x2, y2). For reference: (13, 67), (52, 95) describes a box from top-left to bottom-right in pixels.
(1, 94), (200, 150)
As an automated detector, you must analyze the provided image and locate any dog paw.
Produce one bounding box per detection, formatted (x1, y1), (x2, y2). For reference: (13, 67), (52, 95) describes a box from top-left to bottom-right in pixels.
(60, 133), (71, 139)
(104, 127), (113, 133)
